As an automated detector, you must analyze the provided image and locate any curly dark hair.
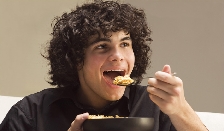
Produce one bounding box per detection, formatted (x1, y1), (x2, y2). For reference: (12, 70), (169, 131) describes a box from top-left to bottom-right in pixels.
(45, 0), (152, 87)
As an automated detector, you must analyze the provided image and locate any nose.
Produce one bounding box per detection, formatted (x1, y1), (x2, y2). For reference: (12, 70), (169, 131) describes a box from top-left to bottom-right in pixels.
(108, 48), (124, 62)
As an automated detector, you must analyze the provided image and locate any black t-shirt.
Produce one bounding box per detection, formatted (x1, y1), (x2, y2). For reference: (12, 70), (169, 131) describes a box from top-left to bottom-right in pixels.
(0, 85), (176, 131)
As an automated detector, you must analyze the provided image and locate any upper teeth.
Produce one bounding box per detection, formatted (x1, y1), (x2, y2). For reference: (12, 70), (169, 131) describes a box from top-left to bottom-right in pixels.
(105, 70), (124, 72)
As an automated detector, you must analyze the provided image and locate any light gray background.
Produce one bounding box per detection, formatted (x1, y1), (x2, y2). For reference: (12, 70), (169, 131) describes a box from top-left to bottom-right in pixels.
(0, 0), (223, 113)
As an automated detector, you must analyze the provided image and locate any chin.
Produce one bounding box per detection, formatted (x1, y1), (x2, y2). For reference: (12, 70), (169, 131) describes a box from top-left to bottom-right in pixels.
(107, 94), (123, 101)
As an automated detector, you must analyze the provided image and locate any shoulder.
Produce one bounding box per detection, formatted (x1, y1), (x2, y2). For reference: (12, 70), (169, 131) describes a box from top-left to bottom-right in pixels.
(18, 87), (63, 107)
(18, 86), (76, 107)
(0, 86), (77, 130)
(0, 88), (63, 130)
(14, 86), (76, 117)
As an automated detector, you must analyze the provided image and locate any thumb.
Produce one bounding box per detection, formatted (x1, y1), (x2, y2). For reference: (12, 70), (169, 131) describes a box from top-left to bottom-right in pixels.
(162, 64), (172, 74)
(68, 113), (89, 131)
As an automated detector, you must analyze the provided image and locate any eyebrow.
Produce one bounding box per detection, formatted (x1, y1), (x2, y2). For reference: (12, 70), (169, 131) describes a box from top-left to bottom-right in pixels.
(90, 36), (132, 45)
(121, 36), (132, 41)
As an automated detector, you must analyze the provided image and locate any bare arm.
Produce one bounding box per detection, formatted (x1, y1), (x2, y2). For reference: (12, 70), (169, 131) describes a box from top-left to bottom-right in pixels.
(169, 102), (208, 131)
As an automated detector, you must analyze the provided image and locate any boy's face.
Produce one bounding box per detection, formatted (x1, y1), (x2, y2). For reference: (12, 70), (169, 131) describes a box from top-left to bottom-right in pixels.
(78, 30), (135, 102)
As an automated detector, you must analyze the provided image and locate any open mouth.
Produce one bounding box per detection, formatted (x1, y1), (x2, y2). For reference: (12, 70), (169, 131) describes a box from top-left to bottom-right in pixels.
(103, 70), (125, 84)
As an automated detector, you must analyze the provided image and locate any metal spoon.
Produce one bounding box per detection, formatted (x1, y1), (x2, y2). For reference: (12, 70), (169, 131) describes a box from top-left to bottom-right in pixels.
(114, 72), (176, 86)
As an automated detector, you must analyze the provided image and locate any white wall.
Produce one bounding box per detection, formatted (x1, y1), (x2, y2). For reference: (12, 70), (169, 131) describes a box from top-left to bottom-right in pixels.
(0, 0), (223, 113)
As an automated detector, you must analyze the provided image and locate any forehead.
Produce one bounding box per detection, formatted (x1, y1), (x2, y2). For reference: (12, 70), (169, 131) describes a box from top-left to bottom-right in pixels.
(87, 30), (130, 45)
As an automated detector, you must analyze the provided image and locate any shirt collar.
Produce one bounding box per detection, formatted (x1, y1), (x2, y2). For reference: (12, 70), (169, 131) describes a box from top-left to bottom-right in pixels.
(48, 85), (131, 107)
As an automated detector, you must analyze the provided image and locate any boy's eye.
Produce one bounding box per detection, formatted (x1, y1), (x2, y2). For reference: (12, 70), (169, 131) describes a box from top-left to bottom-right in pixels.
(120, 42), (130, 47)
(95, 44), (107, 49)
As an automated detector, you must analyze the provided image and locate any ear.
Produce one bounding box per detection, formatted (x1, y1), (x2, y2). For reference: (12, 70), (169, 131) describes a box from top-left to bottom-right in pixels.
(77, 63), (83, 70)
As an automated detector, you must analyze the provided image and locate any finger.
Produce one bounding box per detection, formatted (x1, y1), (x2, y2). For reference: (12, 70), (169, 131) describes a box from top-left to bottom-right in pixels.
(148, 78), (174, 95)
(149, 93), (166, 108)
(148, 77), (182, 96)
(155, 71), (180, 86)
(149, 93), (175, 114)
(69, 113), (89, 131)
(151, 65), (173, 85)
(147, 86), (170, 100)
(147, 85), (181, 105)
(162, 64), (171, 74)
